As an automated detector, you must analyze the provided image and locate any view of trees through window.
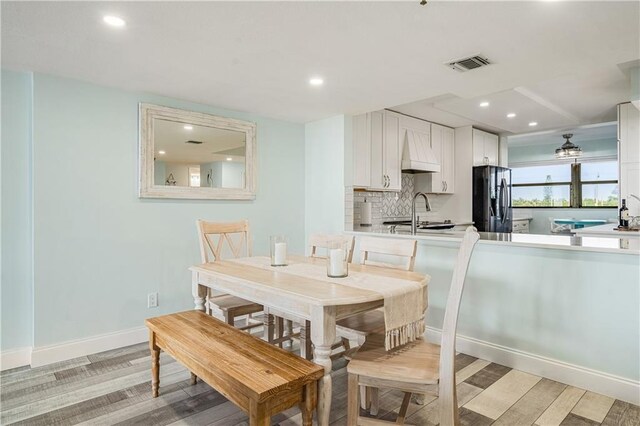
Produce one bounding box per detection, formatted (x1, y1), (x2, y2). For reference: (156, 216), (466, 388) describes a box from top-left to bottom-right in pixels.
(512, 161), (618, 207)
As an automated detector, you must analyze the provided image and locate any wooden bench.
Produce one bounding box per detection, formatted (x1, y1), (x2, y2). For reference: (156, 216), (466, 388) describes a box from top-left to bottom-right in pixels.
(145, 310), (324, 426)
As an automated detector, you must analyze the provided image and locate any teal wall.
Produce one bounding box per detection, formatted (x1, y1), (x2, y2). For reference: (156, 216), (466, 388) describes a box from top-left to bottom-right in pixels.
(414, 239), (639, 381)
(1, 70), (33, 351)
(509, 138), (618, 165)
(3, 73), (305, 348)
(304, 115), (346, 242)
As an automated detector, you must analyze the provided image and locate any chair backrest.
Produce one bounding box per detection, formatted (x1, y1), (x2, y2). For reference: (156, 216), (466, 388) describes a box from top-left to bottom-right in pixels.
(439, 226), (480, 426)
(196, 220), (252, 263)
(358, 237), (417, 271)
(308, 234), (355, 262)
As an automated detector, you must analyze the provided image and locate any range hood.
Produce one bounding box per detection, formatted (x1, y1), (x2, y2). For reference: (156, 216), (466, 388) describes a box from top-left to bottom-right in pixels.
(401, 129), (441, 173)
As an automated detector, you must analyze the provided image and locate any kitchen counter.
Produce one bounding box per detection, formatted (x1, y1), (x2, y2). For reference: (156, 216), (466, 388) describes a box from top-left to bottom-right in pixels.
(573, 223), (640, 238)
(350, 225), (640, 255)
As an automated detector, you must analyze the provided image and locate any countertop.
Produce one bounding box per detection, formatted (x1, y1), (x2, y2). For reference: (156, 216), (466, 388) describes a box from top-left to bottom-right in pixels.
(573, 223), (640, 238)
(349, 225), (640, 255)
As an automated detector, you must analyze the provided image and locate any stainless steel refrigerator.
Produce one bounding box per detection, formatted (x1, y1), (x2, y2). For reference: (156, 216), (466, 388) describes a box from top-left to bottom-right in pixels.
(472, 165), (512, 233)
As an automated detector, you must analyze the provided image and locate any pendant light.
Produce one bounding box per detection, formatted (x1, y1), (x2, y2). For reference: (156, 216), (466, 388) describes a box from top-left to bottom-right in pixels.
(555, 133), (582, 159)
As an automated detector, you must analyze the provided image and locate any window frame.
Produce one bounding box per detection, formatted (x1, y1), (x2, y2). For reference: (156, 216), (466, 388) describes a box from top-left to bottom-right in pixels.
(512, 160), (618, 209)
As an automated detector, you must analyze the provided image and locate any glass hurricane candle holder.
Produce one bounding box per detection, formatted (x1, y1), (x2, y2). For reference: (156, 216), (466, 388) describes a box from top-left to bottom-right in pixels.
(270, 235), (288, 266)
(327, 240), (349, 278)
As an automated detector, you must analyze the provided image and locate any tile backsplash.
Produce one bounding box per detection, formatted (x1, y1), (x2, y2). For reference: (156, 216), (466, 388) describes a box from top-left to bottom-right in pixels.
(347, 174), (449, 229)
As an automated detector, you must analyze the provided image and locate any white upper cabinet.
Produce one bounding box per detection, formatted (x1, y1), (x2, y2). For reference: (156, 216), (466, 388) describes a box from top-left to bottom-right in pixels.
(472, 129), (499, 166)
(419, 123), (455, 193)
(352, 113), (371, 187)
(618, 103), (640, 214)
(351, 110), (401, 191)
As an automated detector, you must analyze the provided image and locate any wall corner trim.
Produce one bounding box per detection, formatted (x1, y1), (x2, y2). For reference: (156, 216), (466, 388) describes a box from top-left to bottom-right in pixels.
(0, 347), (33, 371)
(30, 326), (148, 368)
(425, 326), (640, 406)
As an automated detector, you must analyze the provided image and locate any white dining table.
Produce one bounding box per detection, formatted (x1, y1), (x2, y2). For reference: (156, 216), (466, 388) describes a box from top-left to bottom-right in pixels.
(190, 255), (429, 426)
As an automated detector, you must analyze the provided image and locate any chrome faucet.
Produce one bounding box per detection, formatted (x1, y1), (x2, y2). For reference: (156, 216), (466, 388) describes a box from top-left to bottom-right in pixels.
(411, 192), (431, 234)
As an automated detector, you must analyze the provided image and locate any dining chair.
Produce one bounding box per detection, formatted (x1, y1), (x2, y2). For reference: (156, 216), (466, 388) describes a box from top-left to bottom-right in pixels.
(346, 227), (480, 426)
(196, 220), (265, 334)
(265, 234), (355, 360)
(336, 236), (418, 346)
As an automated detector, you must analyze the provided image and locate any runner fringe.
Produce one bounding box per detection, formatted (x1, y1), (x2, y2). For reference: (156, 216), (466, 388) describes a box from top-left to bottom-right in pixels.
(385, 318), (425, 351)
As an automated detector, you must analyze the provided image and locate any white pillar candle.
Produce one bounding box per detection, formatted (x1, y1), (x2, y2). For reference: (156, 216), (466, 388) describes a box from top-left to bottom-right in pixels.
(329, 248), (345, 277)
(274, 242), (287, 265)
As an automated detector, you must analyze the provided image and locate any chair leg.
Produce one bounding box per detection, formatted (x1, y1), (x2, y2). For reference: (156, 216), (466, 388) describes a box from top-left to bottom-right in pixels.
(300, 321), (313, 360)
(348, 374), (360, 425)
(223, 310), (234, 326)
(360, 386), (371, 410)
(190, 372), (197, 385)
(285, 320), (293, 348)
(370, 387), (379, 416)
(396, 392), (412, 425)
(276, 317), (285, 348)
(264, 311), (274, 343)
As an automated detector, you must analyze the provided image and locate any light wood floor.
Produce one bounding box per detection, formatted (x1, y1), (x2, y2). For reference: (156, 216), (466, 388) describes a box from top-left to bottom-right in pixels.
(1, 341), (638, 425)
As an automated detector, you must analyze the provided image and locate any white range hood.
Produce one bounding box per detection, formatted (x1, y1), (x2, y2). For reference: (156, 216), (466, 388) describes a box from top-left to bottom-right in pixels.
(401, 129), (441, 173)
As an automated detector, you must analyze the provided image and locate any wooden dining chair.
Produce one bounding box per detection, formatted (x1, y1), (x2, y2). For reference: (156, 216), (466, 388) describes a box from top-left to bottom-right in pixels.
(346, 227), (480, 426)
(336, 236), (418, 346)
(265, 234), (355, 360)
(196, 220), (264, 334)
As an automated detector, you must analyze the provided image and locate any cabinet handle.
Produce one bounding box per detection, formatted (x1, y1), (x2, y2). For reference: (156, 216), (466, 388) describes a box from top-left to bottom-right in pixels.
(442, 181), (445, 192)
(445, 181), (448, 191)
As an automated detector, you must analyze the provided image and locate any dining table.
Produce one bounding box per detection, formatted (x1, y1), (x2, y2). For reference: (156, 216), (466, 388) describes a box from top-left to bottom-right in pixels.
(190, 254), (430, 426)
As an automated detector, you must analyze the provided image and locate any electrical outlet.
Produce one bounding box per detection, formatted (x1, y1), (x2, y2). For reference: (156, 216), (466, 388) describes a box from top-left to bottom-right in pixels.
(148, 292), (158, 308)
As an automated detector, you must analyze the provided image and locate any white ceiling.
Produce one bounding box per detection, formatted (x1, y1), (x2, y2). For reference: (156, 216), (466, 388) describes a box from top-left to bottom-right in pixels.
(2, 1), (639, 130)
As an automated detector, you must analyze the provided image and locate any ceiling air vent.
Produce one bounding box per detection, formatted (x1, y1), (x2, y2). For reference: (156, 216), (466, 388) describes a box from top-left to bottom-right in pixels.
(185, 140), (203, 145)
(447, 55), (491, 72)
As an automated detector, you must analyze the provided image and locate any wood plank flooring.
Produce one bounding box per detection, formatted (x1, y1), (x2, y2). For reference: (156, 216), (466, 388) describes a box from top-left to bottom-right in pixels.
(1, 341), (638, 425)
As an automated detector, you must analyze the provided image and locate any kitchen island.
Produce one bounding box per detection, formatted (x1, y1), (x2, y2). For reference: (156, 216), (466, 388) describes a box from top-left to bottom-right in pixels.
(347, 227), (640, 405)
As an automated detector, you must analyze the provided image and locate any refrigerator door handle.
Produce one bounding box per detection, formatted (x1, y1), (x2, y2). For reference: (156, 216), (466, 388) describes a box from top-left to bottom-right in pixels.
(500, 178), (507, 224)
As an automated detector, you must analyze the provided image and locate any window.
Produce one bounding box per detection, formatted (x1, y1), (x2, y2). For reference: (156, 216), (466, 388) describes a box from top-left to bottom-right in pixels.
(512, 160), (618, 208)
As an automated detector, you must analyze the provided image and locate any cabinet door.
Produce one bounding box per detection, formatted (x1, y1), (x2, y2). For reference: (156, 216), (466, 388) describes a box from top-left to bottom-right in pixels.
(352, 114), (370, 187)
(484, 133), (499, 166)
(472, 129), (486, 166)
(369, 111), (385, 190)
(428, 124), (445, 193)
(384, 112), (401, 191)
(442, 126), (455, 193)
(619, 103), (640, 165)
(620, 163), (640, 215)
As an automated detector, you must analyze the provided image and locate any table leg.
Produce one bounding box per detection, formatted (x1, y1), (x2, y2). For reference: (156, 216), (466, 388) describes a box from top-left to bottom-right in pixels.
(192, 271), (207, 312)
(310, 306), (336, 426)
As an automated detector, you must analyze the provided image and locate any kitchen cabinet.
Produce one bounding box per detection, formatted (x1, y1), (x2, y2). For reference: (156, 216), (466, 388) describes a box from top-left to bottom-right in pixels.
(352, 110), (401, 191)
(420, 123), (455, 194)
(472, 128), (499, 166)
(618, 103), (640, 215)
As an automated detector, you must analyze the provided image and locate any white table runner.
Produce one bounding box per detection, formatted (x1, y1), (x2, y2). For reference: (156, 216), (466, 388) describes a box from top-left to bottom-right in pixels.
(231, 256), (428, 350)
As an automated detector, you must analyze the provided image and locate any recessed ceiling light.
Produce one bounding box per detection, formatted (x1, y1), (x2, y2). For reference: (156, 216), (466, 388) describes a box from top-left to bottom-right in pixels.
(529, 122), (538, 127)
(158, 150), (166, 155)
(309, 77), (324, 86)
(507, 113), (516, 118)
(479, 101), (490, 108)
(226, 157), (233, 161)
(183, 125), (193, 130)
(103, 15), (126, 27)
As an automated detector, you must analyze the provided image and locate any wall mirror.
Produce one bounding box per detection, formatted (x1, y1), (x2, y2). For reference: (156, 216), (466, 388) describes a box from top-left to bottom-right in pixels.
(139, 103), (256, 200)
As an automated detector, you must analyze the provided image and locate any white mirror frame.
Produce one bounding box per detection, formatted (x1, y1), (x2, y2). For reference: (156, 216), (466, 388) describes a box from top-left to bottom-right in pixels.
(139, 103), (257, 200)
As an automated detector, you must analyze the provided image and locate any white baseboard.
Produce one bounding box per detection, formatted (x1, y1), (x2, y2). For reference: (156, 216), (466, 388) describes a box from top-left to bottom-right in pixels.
(425, 326), (640, 406)
(30, 326), (148, 368)
(0, 347), (32, 371)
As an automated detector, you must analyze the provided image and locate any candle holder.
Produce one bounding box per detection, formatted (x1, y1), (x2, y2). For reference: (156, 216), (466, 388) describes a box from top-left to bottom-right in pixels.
(327, 240), (349, 278)
(270, 235), (288, 266)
